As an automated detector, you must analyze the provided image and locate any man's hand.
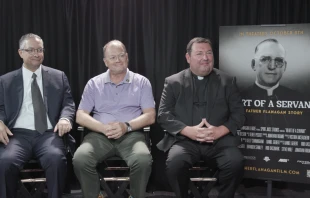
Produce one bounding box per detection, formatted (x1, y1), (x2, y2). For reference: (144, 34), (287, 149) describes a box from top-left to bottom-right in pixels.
(0, 122), (13, 145)
(54, 119), (72, 136)
(180, 120), (205, 141)
(195, 119), (228, 142)
(105, 122), (127, 139)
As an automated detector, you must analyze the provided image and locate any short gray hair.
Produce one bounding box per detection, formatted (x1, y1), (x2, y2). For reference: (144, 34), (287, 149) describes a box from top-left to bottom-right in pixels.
(19, 33), (43, 49)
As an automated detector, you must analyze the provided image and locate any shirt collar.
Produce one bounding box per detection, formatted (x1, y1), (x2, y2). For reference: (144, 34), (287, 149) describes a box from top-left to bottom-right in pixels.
(255, 80), (279, 96)
(103, 68), (133, 84)
(22, 64), (42, 80)
(191, 71), (209, 82)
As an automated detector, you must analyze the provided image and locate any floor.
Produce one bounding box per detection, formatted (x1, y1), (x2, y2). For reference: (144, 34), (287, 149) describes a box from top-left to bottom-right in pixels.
(62, 180), (310, 198)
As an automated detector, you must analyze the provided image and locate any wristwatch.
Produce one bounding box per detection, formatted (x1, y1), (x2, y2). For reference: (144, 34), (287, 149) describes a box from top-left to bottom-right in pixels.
(125, 122), (132, 132)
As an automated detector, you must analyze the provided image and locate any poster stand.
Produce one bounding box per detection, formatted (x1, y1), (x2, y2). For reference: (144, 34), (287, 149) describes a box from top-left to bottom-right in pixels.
(266, 180), (272, 198)
(259, 177), (280, 198)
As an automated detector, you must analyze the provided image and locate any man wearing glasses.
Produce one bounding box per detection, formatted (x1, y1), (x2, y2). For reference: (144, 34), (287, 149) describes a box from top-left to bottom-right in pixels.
(0, 33), (75, 198)
(73, 40), (155, 198)
(242, 38), (302, 127)
(249, 38), (289, 96)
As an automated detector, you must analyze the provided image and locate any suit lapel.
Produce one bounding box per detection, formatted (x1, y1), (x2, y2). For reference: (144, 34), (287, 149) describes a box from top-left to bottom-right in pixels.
(183, 69), (193, 123)
(206, 70), (220, 120)
(41, 66), (50, 112)
(14, 69), (24, 115)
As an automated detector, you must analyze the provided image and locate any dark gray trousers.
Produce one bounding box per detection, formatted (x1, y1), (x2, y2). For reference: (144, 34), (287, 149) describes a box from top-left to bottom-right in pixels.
(166, 139), (244, 198)
(0, 129), (67, 198)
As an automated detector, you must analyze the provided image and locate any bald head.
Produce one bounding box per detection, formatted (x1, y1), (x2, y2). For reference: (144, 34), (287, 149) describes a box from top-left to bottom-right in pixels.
(102, 40), (129, 76)
(103, 40), (127, 58)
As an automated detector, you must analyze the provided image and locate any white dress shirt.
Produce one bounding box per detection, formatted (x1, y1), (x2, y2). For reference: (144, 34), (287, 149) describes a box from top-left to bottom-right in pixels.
(13, 65), (53, 130)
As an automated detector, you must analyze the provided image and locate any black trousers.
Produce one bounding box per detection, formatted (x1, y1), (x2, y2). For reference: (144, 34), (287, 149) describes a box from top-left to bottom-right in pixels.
(0, 129), (67, 198)
(166, 139), (244, 198)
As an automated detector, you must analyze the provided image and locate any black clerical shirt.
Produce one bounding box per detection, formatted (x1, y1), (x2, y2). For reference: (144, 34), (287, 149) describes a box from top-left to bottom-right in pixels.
(192, 73), (209, 126)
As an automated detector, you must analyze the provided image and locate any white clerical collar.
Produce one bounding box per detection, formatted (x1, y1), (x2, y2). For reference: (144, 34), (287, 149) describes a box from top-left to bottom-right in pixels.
(197, 76), (204, 80)
(255, 80), (279, 96)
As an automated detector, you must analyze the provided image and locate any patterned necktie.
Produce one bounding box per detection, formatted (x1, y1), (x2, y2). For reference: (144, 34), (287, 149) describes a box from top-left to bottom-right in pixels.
(31, 73), (47, 133)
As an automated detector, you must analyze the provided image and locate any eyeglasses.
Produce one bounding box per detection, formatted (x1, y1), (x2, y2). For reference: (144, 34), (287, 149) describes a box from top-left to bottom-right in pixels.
(21, 48), (45, 55)
(192, 51), (213, 58)
(259, 56), (285, 68)
(107, 52), (127, 62)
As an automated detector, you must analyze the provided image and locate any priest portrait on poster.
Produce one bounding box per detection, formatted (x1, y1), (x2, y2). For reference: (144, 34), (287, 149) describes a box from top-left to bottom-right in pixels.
(219, 24), (310, 184)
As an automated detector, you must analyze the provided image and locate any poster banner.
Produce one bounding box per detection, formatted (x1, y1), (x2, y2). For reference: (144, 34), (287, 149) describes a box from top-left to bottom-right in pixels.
(219, 24), (310, 183)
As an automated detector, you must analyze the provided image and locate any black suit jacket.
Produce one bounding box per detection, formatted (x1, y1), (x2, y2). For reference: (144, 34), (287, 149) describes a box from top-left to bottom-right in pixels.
(157, 68), (245, 152)
(0, 65), (75, 129)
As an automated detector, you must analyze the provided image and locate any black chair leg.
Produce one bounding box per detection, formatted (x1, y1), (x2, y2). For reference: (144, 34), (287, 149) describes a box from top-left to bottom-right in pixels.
(99, 177), (115, 197)
(201, 171), (219, 197)
(17, 182), (33, 198)
(17, 181), (46, 198)
(32, 183), (46, 198)
(189, 181), (204, 198)
(115, 182), (129, 197)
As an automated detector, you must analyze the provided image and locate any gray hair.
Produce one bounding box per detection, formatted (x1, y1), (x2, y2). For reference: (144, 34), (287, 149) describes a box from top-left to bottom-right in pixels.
(19, 33), (43, 49)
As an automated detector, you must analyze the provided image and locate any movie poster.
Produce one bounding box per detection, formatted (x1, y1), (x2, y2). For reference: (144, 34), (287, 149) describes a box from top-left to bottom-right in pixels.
(219, 24), (310, 183)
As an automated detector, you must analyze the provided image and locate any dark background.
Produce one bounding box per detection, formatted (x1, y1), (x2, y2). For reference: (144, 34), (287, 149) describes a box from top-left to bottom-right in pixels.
(1, 0), (310, 192)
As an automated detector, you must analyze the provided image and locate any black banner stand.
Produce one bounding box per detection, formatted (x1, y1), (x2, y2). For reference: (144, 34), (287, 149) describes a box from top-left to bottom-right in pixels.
(266, 180), (272, 198)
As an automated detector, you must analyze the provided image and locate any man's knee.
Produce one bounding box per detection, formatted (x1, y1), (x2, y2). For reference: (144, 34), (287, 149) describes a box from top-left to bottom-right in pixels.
(129, 153), (152, 170)
(73, 148), (95, 170)
(0, 155), (20, 171)
(0, 158), (21, 181)
(41, 151), (66, 169)
(0, 160), (14, 172)
(221, 148), (245, 172)
(166, 155), (190, 176)
(232, 153), (245, 168)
